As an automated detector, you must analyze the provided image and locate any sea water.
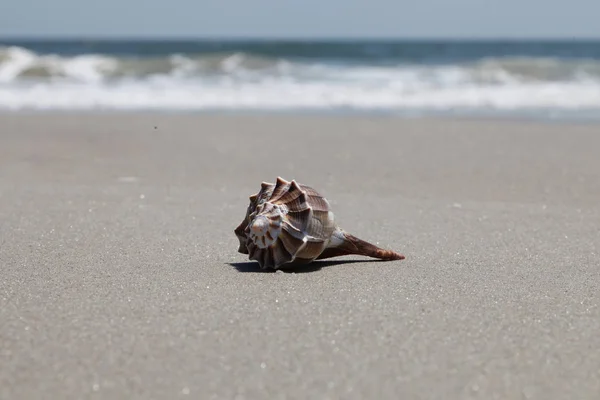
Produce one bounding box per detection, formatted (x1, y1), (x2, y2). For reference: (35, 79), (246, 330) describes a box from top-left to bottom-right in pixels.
(1, 39), (600, 119)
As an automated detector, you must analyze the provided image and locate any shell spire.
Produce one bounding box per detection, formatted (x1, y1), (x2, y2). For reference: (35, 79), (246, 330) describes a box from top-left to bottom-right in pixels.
(234, 177), (405, 270)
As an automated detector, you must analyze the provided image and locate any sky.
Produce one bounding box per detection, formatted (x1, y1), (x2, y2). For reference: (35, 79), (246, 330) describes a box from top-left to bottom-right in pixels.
(1, 0), (599, 39)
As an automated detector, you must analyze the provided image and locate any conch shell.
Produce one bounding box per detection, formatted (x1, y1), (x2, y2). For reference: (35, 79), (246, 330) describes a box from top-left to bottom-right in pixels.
(234, 177), (405, 270)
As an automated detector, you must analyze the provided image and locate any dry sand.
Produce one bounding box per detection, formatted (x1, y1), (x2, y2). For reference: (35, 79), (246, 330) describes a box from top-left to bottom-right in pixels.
(1, 113), (599, 399)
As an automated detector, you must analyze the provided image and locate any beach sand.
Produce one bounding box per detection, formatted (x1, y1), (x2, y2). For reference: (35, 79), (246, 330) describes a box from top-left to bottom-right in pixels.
(1, 113), (599, 399)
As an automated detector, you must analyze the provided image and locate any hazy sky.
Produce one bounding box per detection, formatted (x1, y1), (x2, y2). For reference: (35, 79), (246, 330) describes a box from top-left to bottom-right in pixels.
(1, 0), (599, 38)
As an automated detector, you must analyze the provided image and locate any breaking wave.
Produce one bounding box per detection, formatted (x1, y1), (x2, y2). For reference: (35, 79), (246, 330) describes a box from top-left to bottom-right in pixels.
(1, 45), (600, 116)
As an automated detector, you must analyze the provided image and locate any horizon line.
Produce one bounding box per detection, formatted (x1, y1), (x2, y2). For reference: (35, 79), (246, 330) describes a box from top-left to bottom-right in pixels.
(1, 34), (600, 42)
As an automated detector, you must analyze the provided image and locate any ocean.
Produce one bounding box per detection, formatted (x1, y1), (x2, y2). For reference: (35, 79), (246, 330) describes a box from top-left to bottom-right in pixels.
(1, 38), (600, 119)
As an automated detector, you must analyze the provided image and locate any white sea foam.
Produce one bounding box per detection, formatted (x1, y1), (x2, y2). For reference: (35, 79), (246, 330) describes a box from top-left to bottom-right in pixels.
(1, 46), (600, 116)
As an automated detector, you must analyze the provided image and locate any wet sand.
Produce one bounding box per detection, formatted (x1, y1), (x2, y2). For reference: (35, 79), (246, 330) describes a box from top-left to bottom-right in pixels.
(1, 113), (599, 399)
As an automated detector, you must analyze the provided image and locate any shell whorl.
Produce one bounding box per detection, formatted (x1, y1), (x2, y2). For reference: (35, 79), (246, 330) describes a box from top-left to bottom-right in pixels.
(234, 177), (336, 269)
(247, 202), (284, 249)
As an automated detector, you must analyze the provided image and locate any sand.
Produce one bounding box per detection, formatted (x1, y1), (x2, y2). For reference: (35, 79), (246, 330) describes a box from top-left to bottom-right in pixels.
(1, 113), (599, 399)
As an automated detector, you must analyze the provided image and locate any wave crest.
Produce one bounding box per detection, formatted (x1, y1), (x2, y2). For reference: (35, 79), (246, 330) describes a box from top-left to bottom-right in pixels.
(0, 46), (296, 81)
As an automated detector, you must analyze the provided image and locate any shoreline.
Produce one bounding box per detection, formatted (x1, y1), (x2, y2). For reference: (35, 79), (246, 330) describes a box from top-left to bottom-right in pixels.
(2, 108), (600, 125)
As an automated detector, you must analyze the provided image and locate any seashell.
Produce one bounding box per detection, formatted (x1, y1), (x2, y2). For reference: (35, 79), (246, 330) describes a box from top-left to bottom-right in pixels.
(234, 177), (405, 270)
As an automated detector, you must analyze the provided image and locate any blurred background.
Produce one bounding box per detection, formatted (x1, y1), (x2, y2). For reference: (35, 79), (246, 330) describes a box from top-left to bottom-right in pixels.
(1, 0), (599, 120)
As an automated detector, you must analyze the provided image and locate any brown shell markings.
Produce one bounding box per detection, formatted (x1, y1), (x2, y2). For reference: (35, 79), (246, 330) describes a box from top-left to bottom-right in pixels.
(234, 177), (405, 270)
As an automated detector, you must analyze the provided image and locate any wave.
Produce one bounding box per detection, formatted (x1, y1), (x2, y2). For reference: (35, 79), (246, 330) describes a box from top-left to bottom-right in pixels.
(0, 46), (297, 81)
(1, 46), (600, 114)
